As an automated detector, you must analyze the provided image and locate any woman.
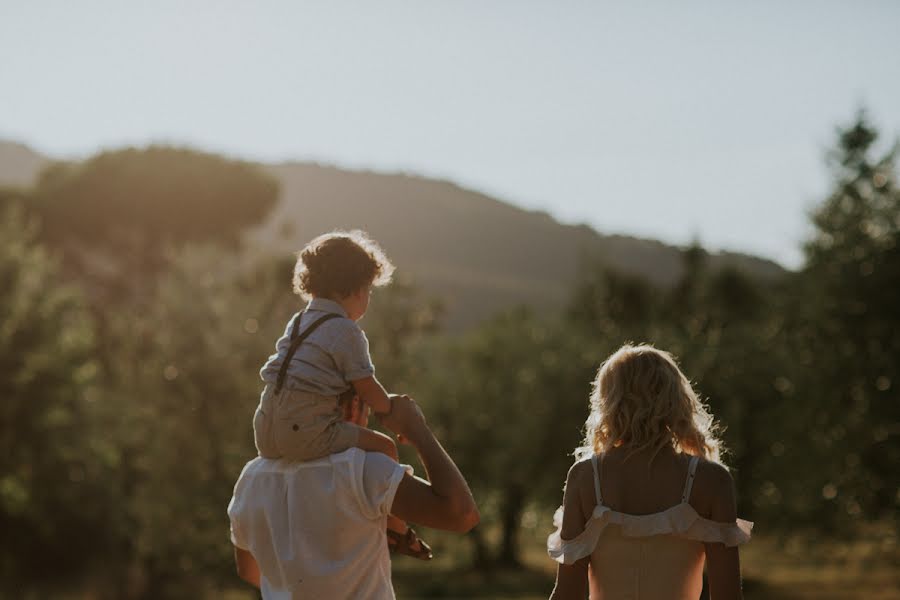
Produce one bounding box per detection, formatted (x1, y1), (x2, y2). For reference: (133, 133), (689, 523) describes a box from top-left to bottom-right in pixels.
(548, 344), (752, 600)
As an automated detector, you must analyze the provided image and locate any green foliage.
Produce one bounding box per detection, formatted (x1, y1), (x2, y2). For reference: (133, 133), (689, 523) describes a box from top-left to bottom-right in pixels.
(26, 146), (279, 305)
(0, 204), (113, 585)
(32, 147), (278, 249)
(363, 278), (444, 388)
(412, 308), (595, 566)
(99, 245), (291, 598)
(793, 112), (900, 528)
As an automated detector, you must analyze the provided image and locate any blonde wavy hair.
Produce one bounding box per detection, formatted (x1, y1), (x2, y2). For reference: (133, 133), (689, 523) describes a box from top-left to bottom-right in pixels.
(575, 344), (725, 465)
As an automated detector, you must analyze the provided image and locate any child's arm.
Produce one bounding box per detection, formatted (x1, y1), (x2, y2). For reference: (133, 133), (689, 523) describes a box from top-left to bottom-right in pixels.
(351, 375), (393, 416)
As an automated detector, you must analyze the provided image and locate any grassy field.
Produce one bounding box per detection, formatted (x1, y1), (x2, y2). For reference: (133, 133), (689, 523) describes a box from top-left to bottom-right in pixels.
(385, 526), (900, 600)
(16, 529), (898, 599)
(215, 528), (900, 600)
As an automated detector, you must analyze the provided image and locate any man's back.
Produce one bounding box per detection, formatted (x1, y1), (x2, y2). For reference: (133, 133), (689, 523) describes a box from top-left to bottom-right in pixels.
(228, 449), (408, 599)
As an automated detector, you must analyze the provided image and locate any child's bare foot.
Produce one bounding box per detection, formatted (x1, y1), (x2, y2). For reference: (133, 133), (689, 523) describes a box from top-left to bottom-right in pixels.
(387, 527), (433, 560)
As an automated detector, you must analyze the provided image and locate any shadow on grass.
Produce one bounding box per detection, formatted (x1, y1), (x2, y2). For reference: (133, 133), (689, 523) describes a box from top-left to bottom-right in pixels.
(392, 564), (555, 599)
(392, 567), (800, 600)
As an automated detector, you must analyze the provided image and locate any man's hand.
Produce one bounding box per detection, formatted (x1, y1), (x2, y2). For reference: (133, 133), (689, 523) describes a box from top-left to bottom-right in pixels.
(380, 394), (427, 445)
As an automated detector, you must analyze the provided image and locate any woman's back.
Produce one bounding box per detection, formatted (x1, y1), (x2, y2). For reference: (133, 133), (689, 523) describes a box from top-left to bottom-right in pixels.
(548, 448), (751, 600)
(547, 344), (752, 600)
(591, 448), (707, 599)
(599, 447), (698, 514)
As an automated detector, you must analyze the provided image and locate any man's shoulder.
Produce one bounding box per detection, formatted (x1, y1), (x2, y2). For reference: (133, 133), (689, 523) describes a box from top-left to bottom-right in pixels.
(237, 449), (382, 474)
(233, 450), (402, 487)
(334, 448), (402, 477)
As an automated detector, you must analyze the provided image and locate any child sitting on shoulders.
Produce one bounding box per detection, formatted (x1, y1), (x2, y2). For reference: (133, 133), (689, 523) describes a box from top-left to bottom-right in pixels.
(254, 229), (431, 559)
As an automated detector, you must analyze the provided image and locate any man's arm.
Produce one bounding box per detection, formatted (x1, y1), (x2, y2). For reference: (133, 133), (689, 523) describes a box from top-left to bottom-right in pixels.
(380, 395), (480, 533)
(233, 546), (260, 589)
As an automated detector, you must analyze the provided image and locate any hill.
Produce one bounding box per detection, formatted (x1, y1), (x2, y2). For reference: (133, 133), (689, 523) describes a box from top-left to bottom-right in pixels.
(0, 141), (786, 329)
(0, 140), (49, 188)
(256, 162), (785, 328)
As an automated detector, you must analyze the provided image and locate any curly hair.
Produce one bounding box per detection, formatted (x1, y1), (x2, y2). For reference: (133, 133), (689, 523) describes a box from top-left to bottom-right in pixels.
(574, 344), (725, 465)
(292, 230), (395, 300)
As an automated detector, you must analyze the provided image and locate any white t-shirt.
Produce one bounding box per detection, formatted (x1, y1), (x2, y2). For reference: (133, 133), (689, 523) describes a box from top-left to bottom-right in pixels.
(228, 449), (410, 600)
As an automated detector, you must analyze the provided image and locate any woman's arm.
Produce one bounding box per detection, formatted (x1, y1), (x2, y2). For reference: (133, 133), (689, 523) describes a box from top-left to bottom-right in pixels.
(549, 461), (591, 600)
(703, 463), (743, 600)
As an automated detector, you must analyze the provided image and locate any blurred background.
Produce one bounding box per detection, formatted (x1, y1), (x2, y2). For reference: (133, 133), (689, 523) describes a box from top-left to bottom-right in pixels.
(1, 1), (898, 598)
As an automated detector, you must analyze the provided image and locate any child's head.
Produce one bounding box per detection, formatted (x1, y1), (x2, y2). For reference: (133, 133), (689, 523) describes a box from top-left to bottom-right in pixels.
(577, 344), (724, 464)
(293, 230), (394, 317)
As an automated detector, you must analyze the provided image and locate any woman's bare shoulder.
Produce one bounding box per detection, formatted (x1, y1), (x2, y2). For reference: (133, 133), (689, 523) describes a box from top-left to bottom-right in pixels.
(565, 456), (595, 490)
(696, 458), (734, 491)
(693, 457), (737, 521)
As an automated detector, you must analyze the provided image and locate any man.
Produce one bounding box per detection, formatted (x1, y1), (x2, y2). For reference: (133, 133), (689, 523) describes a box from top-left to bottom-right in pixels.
(228, 393), (479, 599)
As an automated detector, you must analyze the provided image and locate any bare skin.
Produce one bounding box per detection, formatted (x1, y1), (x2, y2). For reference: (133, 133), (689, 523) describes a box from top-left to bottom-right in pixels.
(381, 395), (480, 533)
(550, 446), (743, 600)
(234, 393), (479, 589)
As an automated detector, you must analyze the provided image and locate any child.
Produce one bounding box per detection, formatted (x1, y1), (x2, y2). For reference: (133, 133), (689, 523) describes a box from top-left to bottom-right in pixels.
(253, 229), (431, 559)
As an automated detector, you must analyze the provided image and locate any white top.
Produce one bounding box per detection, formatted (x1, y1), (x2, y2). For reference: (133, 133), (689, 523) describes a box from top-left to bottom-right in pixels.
(548, 454), (753, 600)
(259, 298), (376, 395)
(228, 449), (410, 600)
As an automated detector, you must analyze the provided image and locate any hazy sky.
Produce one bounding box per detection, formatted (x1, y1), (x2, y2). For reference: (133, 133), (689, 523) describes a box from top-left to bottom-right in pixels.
(2, 1), (899, 268)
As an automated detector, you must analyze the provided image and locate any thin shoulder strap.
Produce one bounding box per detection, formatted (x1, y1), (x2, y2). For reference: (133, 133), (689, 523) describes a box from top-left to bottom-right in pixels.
(681, 455), (700, 503)
(590, 454), (603, 506)
(274, 311), (342, 393)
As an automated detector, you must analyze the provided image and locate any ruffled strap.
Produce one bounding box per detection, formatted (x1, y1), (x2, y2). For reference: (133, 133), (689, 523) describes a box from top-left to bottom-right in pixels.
(547, 503), (614, 564)
(547, 503), (753, 565)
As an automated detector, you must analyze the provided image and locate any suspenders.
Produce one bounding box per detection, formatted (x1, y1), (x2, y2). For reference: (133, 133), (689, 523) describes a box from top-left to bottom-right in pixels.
(273, 311), (342, 394)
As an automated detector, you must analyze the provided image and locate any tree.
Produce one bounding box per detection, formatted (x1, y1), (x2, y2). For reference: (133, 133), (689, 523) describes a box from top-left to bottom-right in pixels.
(0, 204), (116, 588)
(796, 111), (900, 526)
(414, 308), (594, 567)
(97, 244), (290, 598)
(27, 147), (279, 306)
(32, 146), (278, 250)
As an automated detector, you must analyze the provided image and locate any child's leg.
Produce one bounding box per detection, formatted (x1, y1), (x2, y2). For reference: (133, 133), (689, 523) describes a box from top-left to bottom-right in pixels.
(355, 427), (398, 461)
(253, 385), (282, 459)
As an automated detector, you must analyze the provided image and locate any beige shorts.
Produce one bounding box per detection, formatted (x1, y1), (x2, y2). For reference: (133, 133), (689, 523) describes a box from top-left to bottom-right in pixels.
(253, 384), (361, 461)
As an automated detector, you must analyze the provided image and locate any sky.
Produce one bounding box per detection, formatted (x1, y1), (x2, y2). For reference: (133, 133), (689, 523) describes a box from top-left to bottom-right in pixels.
(2, 1), (899, 268)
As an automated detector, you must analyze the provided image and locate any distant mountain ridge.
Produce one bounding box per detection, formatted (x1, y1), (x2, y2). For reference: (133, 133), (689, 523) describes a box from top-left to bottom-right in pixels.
(0, 141), (49, 188)
(257, 162), (785, 328)
(0, 141), (786, 329)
